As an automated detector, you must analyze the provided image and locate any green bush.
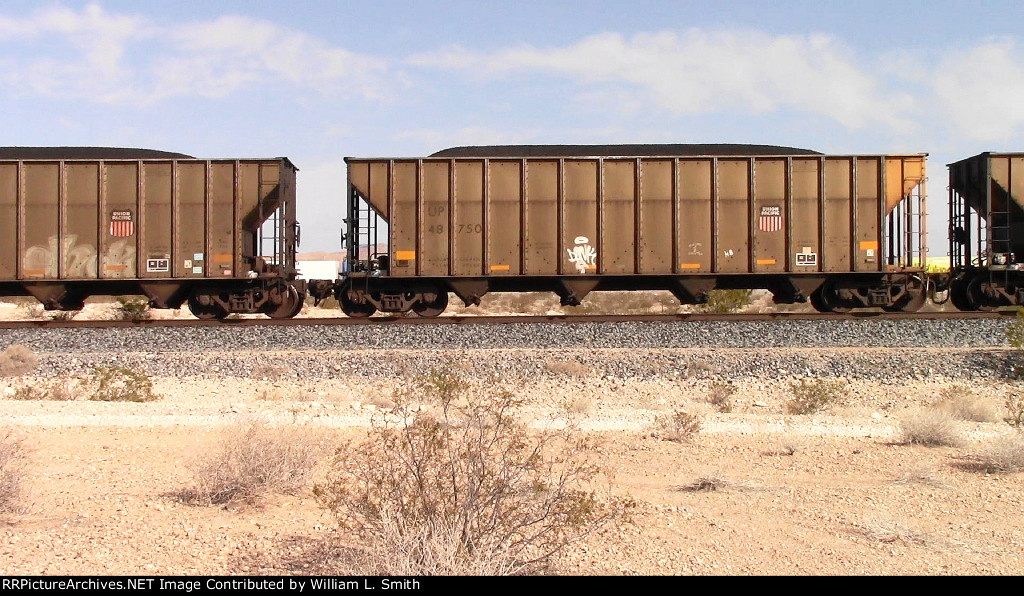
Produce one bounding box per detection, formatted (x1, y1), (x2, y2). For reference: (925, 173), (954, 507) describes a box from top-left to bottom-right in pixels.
(89, 366), (158, 402)
(701, 289), (753, 314)
(115, 297), (151, 322)
(786, 378), (843, 415)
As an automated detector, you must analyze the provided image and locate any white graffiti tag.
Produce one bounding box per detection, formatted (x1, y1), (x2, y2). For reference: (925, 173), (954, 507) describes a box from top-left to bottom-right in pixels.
(567, 236), (597, 273)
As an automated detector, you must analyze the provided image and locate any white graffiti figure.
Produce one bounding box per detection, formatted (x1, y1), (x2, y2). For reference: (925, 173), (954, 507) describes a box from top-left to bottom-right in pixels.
(567, 236), (597, 273)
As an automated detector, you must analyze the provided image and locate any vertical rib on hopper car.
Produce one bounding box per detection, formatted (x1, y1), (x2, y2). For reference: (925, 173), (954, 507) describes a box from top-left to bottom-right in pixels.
(335, 145), (929, 316)
(0, 148), (304, 318)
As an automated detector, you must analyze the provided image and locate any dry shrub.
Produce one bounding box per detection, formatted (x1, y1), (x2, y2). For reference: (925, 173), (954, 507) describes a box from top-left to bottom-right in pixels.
(0, 429), (27, 513)
(186, 420), (322, 506)
(654, 409), (702, 443)
(89, 366), (158, 402)
(0, 345), (38, 377)
(10, 379), (78, 401)
(976, 433), (1024, 473)
(768, 432), (808, 456)
(544, 359), (591, 378)
(936, 385), (999, 422)
(899, 408), (963, 447)
(785, 378), (843, 415)
(856, 516), (928, 545)
(706, 383), (735, 413)
(892, 464), (951, 488)
(566, 395), (597, 416)
(1005, 393), (1024, 430)
(679, 476), (727, 492)
(316, 369), (628, 576)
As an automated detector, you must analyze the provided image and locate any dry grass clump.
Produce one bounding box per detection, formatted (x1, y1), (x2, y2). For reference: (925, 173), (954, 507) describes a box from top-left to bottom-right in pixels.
(892, 464), (952, 488)
(316, 369), (628, 576)
(184, 420), (323, 506)
(706, 383), (735, 413)
(975, 433), (1024, 473)
(785, 378), (843, 415)
(654, 409), (702, 443)
(544, 358), (591, 378)
(898, 408), (963, 447)
(855, 516), (929, 545)
(0, 429), (27, 513)
(678, 476), (728, 492)
(766, 432), (808, 456)
(566, 395), (597, 416)
(0, 344), (38, 377)
(935, 385), (1000, 422)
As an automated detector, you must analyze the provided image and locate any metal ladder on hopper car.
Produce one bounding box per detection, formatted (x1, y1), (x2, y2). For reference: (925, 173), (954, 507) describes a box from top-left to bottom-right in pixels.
(989, 209), (1013, 289)
(887, 186), (927, 269)
(347, 189), (380, 273)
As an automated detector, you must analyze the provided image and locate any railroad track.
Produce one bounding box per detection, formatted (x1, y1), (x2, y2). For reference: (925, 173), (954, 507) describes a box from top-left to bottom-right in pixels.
(0, 309), (1015, 329)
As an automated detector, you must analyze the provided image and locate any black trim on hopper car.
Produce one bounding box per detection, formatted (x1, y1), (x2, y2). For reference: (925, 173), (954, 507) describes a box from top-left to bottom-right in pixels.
(429, 144), (822, 158)
(0, 147), (195, 160)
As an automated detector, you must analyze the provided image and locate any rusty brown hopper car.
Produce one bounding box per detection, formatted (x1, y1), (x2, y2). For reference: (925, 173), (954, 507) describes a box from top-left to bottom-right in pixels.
(948, 152), (1024, 310)
(0, 148), (304, 319)
(334, 145), (929, 317)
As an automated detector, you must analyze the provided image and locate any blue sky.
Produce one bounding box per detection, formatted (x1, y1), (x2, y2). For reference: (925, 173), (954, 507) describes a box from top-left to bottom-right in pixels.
(3, 0), (1024, 252)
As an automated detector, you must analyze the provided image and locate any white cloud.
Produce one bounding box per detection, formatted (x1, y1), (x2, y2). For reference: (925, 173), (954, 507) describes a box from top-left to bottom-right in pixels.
(412, 30), (917, 132)
(931, 39), (1024, 142)
(0, 3), (389, 105)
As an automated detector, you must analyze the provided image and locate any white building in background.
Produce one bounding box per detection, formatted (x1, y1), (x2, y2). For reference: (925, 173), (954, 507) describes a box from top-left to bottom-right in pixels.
(296, 260), (341, 280)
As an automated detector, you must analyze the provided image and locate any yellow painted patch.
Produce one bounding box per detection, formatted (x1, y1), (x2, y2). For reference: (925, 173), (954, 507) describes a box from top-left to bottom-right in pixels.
(859, 240), (879, 251)
(489, 264), (510, 271)
(103, 264), (128, 271)
(679, 263), (702, 269)
(757, 259), (777, 265)
(395, 250), (416, 260)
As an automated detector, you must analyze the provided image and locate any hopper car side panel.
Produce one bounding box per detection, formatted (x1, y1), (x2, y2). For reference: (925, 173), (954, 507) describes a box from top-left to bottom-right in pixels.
(340, 151), (928, 316)
(0, 156), (305, 318)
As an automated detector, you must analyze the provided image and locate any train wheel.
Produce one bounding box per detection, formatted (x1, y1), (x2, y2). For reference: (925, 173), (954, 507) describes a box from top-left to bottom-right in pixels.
(187, 295), (228, 320)
(809, 287), (830, 313)
(966, 275), (999, 312)
(412, 290), (449, 318)
(883, 276), (927, 313)
(265, 285), (304, 319)
(949, 277), (975, 311)
(811, 281), (853, 313)
(339, 291), (376, 318)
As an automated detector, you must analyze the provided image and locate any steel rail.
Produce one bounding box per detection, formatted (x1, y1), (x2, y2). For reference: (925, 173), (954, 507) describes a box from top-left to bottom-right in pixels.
(0, 309), (1015, 330)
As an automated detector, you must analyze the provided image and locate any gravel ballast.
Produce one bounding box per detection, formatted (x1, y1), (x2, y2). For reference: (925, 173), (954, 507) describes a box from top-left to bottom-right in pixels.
(0, 318), (1019, 381)
(0, 317), (1015, 353)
